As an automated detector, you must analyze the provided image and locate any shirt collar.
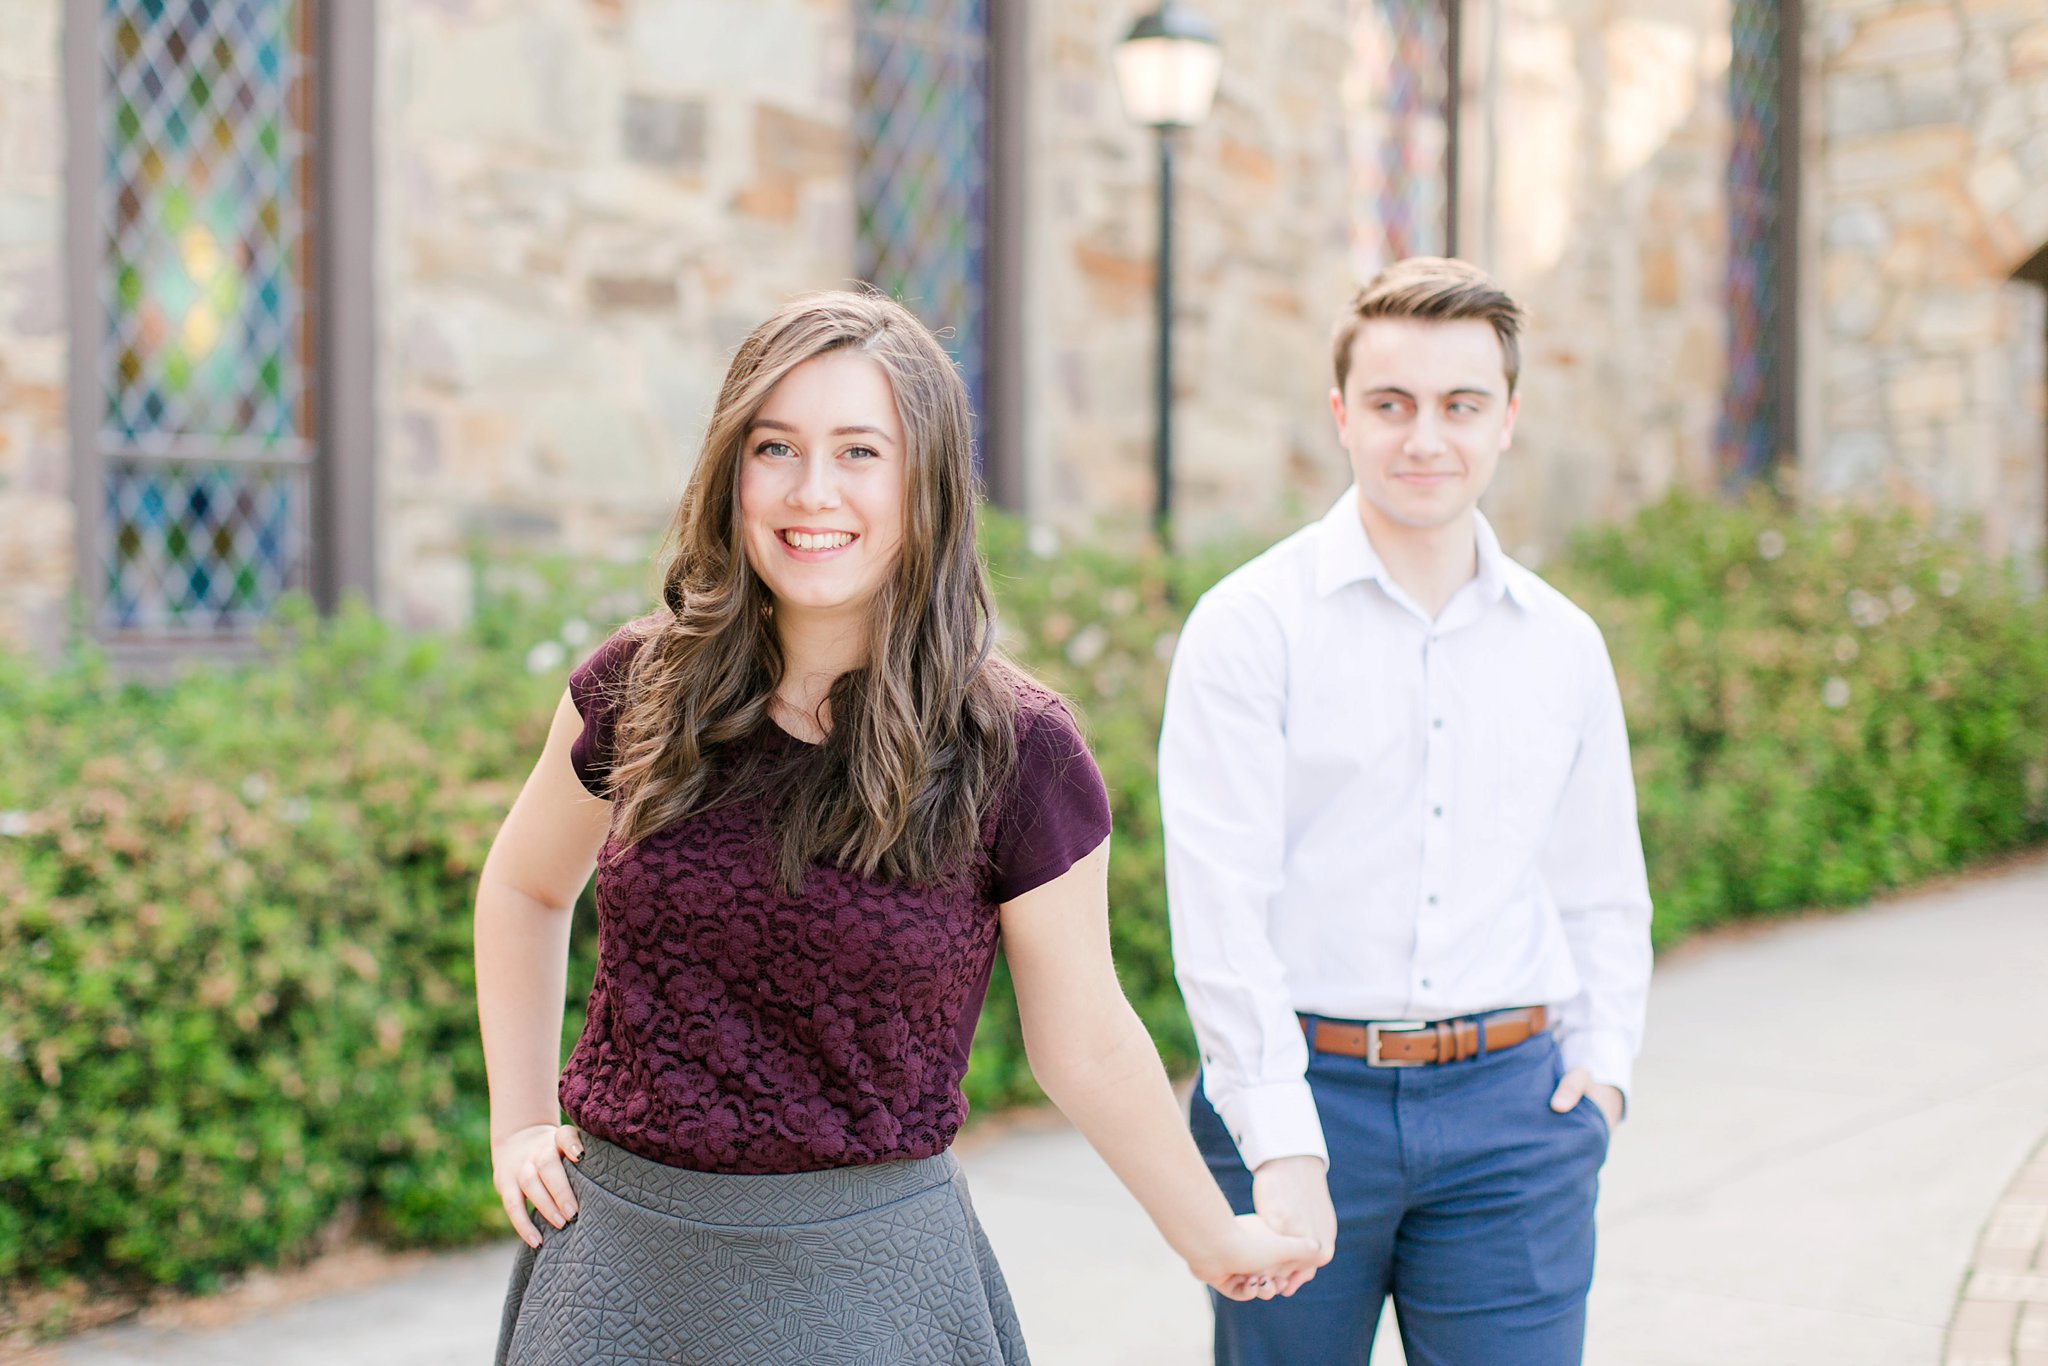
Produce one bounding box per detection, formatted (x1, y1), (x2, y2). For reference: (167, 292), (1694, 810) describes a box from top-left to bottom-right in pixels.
(1313, 487), (1535, 611)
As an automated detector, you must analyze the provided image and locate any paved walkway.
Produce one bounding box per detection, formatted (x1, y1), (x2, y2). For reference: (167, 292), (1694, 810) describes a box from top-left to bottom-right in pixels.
(22, 856), (2048, 1366)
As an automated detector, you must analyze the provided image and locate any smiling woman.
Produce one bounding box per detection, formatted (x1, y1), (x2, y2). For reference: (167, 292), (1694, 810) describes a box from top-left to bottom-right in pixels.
(738, 350), (908, 684)
(472, 289), (1324, 1365)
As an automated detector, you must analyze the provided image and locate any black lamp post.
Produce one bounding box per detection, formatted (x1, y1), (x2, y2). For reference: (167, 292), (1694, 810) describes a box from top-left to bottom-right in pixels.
(1115, 3), (1221, 549)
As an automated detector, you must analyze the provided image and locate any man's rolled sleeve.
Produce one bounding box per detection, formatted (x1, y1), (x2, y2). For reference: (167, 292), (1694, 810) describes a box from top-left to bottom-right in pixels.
(1217, 1080), (1328, 1172)
(1558, 1029), (1634, 1103)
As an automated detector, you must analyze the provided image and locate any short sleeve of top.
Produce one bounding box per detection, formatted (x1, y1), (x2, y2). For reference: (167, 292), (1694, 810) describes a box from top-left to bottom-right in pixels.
(987, 690), (1114, 903)
(567, 623), (650, 798)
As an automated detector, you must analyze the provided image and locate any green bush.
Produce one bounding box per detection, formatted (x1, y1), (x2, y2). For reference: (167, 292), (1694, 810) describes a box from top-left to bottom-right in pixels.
(2, 495), (2044, 1316)
(1547, 494), (2048, 942)
(0, 571), (642, 1305)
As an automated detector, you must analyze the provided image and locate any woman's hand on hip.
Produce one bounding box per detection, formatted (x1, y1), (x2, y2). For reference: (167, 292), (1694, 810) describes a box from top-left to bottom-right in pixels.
(492, 1123), (585, 1249)
(1191, 1212), (1324, 1301)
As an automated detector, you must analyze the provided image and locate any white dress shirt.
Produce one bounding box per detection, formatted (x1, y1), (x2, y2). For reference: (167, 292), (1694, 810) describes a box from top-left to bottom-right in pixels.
(1159, 489), (1653, 1170)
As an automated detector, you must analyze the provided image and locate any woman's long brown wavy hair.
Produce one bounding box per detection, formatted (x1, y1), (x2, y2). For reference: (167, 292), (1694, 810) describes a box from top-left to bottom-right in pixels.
(603, 290), (1019, 890)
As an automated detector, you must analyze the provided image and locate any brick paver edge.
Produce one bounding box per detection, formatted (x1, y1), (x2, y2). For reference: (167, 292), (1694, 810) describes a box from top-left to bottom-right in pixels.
(1946, 1135), (2048, 1366)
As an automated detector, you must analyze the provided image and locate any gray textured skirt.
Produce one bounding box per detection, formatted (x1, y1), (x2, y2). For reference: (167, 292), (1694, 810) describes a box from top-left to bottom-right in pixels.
(495, 1137), (1029, 1366)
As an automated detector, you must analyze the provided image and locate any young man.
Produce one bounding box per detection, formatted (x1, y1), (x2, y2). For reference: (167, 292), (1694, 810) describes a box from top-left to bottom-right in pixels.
(1160, 257), (1652, 1365)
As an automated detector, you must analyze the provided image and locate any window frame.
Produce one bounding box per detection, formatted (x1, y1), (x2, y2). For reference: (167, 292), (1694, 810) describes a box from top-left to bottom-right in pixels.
(982, 0), (1023, 511)
(849, 0), (1018, 510)
(62, 0), (375, 662)
(1721, 0), (1801, 484)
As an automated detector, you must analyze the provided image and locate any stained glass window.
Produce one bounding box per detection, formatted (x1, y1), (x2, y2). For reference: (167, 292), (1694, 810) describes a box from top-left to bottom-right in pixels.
(96, 0), (314, 635)
(1722, 0), (1785, 482)
(1348, 0), (1455, 277)
(853, 0), (990, 428)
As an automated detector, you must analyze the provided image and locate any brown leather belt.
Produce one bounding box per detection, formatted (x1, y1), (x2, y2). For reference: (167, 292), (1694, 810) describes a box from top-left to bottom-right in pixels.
(1299, 1006), (1550, 1068)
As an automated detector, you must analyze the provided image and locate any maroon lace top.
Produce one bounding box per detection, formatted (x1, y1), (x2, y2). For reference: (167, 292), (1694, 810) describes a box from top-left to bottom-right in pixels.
(556, 625), (1113, 1174)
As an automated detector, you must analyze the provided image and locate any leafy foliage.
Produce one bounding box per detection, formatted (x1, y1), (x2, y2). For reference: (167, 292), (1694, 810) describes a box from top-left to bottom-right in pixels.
(0, 570), (642, 1305)
(1548, 495), (2048, 940)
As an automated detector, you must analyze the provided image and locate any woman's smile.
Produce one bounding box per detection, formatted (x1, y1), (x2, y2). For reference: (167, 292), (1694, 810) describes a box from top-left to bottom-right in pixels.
(777, 527), (860, 555)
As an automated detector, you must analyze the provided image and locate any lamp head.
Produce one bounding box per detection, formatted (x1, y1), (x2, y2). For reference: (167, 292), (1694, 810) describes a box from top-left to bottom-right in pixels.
(1115, 3), (1222, 129)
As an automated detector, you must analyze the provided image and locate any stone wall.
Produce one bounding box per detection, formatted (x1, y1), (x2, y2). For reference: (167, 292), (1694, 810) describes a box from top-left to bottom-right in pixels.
(379, 0), (856, 629)
(1460, 0), (1735, 563)
(0, 0), (69, 656)
(11, 0), (2038, 658)
(1805, 0), (2048, 566)
(1020, 0), (1360, 546)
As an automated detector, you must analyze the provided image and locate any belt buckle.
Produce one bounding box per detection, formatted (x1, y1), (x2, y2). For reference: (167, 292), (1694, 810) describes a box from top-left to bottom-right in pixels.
(1365, 1020), (1429, 1068)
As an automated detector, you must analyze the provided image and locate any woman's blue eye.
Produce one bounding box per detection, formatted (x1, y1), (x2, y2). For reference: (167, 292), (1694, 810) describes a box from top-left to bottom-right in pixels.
(845, 446), (880, 461)
(756, 440), (795, 457)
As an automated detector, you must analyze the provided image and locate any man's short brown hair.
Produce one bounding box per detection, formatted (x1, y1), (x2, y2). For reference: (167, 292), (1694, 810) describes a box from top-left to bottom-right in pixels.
(1332, 256), (1527, 396)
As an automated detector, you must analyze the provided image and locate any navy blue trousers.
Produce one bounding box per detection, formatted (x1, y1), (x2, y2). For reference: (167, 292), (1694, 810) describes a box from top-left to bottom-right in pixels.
(1190, 1029), (1608, 1366)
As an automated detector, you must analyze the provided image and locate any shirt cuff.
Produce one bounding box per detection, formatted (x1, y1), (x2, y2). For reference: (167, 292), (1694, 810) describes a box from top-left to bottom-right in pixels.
(1558, 1029), (1634, 1113)
(1215, 1080), (1328, 1172)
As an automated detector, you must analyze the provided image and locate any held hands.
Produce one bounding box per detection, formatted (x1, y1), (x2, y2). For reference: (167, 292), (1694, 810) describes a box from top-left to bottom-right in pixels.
(1248, 1155), (1338, 1297)
(1189, 1154), (1337, 1301)
(1191, 1212), (1326, 1302)
(492, 1123), (585, 1249)
(1548, 1068), (1624, 1130)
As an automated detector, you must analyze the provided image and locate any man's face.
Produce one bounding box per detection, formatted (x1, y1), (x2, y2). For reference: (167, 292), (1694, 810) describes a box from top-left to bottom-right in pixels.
(1330, 317), (1518, 536)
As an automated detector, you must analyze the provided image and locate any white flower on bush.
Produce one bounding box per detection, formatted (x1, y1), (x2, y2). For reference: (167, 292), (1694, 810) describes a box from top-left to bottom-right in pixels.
(241, 774), (271, 804)
(1846, 589), (1889, 628)
(1100, 587), (1139, 616)
(1937, 569), (1963, 597)
(1027, 524), (1061, 559)
(0, 811), (30, 837)
(560, 617), (593, 647)
(1822, 677), (1851, 710)
(1757, 529), (1786, 561)
(1065, 623), (1109, 667)
(280, 797), (312, 825)
(527, 640), (568, 675)
(1888, 585), (1916, 614)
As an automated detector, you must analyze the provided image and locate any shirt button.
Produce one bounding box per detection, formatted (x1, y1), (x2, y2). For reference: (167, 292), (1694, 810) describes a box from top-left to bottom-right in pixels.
(1432, 805), (1444, 818)
(1433, 718), (1444, 729)
(1427, 894), (1439, 906)
(1420, 978), (1432, 989)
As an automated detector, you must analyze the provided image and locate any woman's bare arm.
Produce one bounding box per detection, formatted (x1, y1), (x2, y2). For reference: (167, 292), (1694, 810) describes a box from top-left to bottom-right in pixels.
(474, 689), (612, 1244)
(999, 838), (1325, 1297)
